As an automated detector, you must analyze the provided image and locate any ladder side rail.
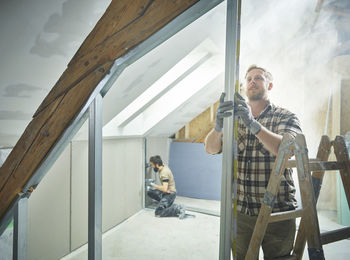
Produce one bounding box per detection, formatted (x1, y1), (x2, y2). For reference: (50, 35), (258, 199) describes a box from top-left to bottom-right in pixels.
(333, 135), (350, 209)
(245, 134), (293, 260)
(294, 135), (324, 260)
(293, 135), (331, 259)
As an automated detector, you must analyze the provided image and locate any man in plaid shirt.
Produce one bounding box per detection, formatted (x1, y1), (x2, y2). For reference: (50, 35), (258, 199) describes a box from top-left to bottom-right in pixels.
(205, 64), (302, 259)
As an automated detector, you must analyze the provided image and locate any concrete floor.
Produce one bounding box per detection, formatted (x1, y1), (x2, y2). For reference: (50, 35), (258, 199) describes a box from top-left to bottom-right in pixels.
(1, 197), (349, 259)
(175, 196), (220, 216)
(60, 197), (350, 260)
(316, 210), (350, 260)
(61, 209), (220, 260)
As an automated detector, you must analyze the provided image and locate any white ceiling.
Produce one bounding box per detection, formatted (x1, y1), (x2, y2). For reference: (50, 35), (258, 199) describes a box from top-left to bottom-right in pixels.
(0, 0), (347, 149)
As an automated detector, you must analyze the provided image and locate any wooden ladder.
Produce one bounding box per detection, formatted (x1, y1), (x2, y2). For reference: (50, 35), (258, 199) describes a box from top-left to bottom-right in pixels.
(244, 134), (350, 260)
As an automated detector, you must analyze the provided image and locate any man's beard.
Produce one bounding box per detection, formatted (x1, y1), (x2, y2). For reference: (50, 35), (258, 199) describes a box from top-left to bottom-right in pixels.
(247, 90), (264, 101)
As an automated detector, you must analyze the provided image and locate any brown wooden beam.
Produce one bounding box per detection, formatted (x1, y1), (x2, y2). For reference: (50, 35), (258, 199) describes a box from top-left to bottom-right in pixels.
(269, 209), (303, 223)
(285, 160), (345, 172)
(35, 0), (199, 117)
(333, 135), (350, 209)
(321, 227), (350, 245)
(0, 0), (198, 221)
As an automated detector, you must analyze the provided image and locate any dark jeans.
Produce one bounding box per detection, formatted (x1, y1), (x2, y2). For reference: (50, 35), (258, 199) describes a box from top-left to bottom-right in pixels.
(147, 189), (182, 217)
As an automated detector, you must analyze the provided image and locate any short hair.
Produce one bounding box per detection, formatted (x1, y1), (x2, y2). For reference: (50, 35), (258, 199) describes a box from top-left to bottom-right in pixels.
(245, 64), (273, 83)
(149, 155), (163, 166)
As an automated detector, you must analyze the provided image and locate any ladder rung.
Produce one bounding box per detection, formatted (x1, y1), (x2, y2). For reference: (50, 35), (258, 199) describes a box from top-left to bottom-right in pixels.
(321, 227), (350, 245)
(269, 209), (303, 223)
(286, 160), (345, 171)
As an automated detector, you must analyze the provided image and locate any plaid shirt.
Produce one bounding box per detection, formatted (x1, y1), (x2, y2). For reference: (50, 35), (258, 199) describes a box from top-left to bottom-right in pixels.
(237, 101), (302, 216)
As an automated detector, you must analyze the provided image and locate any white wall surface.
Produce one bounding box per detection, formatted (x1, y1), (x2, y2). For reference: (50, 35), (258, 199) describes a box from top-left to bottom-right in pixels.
(146, 137), (171, 165)
(71, 138), (144, 250)
(144, 137), (171, 206)
(27, 145), (71, 260)
(26, 138), (144, 259)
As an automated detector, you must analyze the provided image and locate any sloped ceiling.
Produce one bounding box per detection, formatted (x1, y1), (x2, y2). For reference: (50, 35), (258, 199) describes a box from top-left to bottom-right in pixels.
(0, 0), (348, 148)
(0, 0), (227, 146)
(0, 0), (111, 147)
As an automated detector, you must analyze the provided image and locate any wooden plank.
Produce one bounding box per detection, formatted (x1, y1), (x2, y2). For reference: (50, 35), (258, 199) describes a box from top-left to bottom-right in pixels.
(195, 121), (215, 143)
(294, 134), (323, 256)
(333, 135), (350, 209)
(173, 101), (219, 143)
(245, 134), (292, 260)
(0, 95), (64, 191)
(286, 160), (345, 171)
(193, 102), (220, 143)
(0, 62), (113, 218)
(178, 126), (185, 140)
(172, 138), (196, 143)
(312, 135), (332, 179)
(0, 0), (198, 221)
(321, 227), (350, 245)
(189, 106), (212, 140)
(269, 209), (303, 223)
(34, 0), (198, 117)
(185, 123), (190, 139)
(293, 135), (331, 259)
(71, 0), (154, 63)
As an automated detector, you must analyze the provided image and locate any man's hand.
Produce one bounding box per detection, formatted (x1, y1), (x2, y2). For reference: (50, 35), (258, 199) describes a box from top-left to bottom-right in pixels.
(146, 182), (155, 191)
(215, 93), (234, 132)
(146, 179), (155, 188)
(234, 93), (261, 135)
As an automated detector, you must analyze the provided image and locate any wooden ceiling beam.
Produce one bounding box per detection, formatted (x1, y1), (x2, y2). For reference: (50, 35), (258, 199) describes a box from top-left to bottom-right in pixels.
(0, 0), (200, 222)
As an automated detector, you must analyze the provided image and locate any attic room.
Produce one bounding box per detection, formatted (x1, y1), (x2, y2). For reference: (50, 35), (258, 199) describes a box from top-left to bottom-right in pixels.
(0, 0), (349, 259)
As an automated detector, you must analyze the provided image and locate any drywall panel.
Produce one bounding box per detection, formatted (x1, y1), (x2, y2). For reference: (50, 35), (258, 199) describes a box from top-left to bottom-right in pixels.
(145, 137), (171, 208)
(169, 142), (221, 200)
(27, 145), (71, 260)
(145, 137), (171, 179)
(102, 138), (144, 229)
(146, 137), (171, 163)
(71, 138), (143, 250)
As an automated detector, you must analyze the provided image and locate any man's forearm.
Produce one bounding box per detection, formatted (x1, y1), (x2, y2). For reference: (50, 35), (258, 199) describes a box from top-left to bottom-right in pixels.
(154, 184), (167, 192)
(204, 128), (223, 154)
(205, 123), (283, 156)
(255, 125), (283, 156)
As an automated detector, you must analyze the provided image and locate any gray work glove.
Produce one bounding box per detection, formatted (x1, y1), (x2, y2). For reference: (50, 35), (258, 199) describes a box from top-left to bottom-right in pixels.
(147, 185), (155, 191)
(234, 93), (261, 135)
(215, 93), (234, 132)
(145, 179), (155, 187)
(146, 179), (155, 191)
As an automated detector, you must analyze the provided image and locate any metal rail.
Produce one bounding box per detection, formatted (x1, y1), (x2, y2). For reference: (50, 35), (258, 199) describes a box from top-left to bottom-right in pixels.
(0, 1), (226, 259)
(220, 0), (241, 259)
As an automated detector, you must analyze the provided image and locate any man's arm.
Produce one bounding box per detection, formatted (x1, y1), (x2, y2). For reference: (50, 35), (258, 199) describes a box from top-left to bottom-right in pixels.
(204, 128), (223, 154)
(205, 119), (283, 156)
(257, 114), (302, 156)
(204, 92), (233, 155)
(234, 93), (293, 156)
(255, 126), (283, 156)
(154, 182), (169, 193)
